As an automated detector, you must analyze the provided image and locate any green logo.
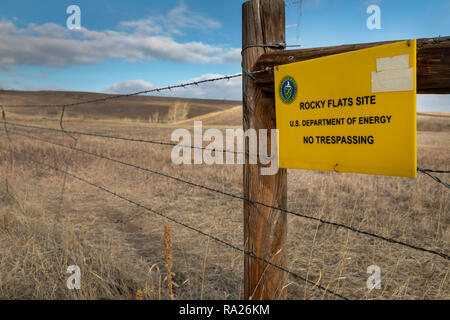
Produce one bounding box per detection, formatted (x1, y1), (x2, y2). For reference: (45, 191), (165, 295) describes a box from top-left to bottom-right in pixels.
(279, 76), (297, 104)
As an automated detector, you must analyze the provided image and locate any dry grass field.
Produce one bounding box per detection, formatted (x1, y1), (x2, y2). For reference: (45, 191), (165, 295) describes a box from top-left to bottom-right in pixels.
(0, 92), (448, 300)
(0, 90), (240, 123)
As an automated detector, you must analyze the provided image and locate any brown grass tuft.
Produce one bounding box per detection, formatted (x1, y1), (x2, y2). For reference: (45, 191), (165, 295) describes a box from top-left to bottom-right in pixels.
(135, 289), (143, 300)
(0, 110), (448, 300)
(164, 220), (175, 300)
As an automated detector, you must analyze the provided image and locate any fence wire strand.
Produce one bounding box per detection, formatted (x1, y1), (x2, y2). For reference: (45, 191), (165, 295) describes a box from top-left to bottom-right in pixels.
(0, 143), (349, 300)
(0, 73), (266, 109)
(1, 106), (13, 195)
(7, 121), (450, 189)
(55, 106), (79, 226)
(1, 64), (449, 301)
(418, 167), (450, 174)
(417, 168), (450, 188)
(7, 127), (450, 261)
(4, 121), (254, 157)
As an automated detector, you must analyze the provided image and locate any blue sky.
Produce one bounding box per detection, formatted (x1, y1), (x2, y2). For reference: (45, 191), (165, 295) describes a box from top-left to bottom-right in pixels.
(0, 0), (449, 110)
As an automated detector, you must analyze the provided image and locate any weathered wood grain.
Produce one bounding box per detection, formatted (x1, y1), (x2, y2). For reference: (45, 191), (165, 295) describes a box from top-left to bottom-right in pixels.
(242, 0), (288, 300)
(253, 37), (450, 94)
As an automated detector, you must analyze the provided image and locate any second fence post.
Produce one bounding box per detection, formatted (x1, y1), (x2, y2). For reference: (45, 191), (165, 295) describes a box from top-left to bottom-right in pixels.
(242, 0), (288, 300)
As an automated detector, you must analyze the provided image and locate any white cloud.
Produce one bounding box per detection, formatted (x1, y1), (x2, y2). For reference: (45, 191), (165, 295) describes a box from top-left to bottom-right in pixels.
(0, 3), (238, 68)
(0, 78), (67, 91)
(119, 19), (163, 35)
(119, 2), (221, 36)
(417, 94), (450, 112)
(104, 80), (155, 94)
(166, 3), (221, 34)
(104, 73), (242, 100)
(223, 49), (242, 63)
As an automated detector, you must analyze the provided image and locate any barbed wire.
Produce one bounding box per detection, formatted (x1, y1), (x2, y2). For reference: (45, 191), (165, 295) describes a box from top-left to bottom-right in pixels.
(417, 168), (450, 188)
(6, 119), (450, 189)
(0, 143), (349, 300)
(6, 127), (449, 261)
(0, 33), (448, 300)
(4, 121), (257, 157)
(418, 167), (450, 174)
(241, 42), (302, 56)
(242, 43), (287, 55)
(6, 121), (450, 189)
(0, 72), (267, 109)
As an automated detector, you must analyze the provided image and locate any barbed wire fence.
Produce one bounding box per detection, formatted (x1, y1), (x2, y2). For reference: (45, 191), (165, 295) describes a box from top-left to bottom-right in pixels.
(0, 71), (449, 300)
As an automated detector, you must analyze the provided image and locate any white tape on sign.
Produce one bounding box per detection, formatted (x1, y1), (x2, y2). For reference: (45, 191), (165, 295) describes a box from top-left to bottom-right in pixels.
(371, 68), (414, 93)
(376, 54), (410, 71)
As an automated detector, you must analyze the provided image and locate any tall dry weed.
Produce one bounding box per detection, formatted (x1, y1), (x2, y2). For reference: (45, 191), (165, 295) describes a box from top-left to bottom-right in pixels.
(164, 220), (175, 300)
(167, 101), (189, 123)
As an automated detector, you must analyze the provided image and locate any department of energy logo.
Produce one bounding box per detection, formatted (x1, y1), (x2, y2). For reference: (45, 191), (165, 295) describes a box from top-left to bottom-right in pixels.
(279, 76), (297, 104)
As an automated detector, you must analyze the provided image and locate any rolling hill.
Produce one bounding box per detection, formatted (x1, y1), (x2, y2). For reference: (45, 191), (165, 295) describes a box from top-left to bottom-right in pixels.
(1, 90), (448, 131)
(0, 90), (241, 123)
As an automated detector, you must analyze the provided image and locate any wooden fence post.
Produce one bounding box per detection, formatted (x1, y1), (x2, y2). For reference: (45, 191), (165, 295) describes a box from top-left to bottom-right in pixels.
(242, 0), (288, 300)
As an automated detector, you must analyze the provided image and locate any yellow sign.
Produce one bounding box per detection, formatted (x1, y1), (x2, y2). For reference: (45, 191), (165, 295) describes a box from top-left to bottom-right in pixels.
(275, 40), (417, 178)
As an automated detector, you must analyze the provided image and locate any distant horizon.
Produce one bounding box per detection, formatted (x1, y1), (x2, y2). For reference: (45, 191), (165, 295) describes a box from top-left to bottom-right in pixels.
(1, 1), (449, 105)
(416, 106), (450, 113)
(1, 88), (448, 112)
